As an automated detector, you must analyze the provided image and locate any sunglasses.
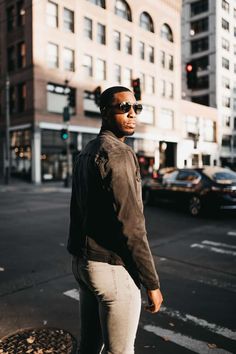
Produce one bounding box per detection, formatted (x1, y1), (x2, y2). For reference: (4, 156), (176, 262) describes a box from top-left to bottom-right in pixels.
(108, 101), (143, 115)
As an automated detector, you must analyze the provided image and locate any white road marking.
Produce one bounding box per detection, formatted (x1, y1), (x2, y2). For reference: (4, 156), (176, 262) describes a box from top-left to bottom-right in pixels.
(202, 240), (236, 250)
(160, 306), (236, 340)
(227, 231), (236, 237)
(63, 289), (236, 340)
(190, 243), (236, 256)
(144, 325), (233, 354)
(63, 288), (80, 301)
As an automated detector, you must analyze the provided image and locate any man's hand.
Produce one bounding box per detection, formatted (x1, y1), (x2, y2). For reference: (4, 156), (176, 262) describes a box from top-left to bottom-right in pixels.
(145, 289), (163, 314)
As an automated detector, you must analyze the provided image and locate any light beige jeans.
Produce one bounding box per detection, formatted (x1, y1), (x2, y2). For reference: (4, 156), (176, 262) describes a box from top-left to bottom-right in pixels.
(72, 256), (141, 354)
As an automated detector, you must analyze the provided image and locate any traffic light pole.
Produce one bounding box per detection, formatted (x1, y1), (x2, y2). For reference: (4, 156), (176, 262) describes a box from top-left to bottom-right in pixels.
(64, 121), (71, 188)
(5, 75), (10, 185)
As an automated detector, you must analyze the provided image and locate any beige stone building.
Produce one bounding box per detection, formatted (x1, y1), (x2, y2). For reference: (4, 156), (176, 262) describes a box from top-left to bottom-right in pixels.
(0, 0), (218, 183)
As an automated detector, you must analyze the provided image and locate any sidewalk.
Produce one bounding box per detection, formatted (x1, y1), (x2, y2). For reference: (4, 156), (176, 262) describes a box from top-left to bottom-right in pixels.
(0, 177), (71, 193)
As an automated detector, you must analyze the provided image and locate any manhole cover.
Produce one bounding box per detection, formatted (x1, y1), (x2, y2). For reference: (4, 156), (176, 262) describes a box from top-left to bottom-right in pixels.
(0, 328), (77, 354)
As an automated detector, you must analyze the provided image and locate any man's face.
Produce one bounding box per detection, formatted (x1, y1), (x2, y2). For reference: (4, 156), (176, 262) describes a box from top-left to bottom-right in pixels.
(104, 91), (139, 139)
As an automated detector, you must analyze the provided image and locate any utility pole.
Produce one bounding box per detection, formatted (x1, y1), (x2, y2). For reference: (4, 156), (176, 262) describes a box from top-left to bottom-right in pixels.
(5, 75), (10, 185)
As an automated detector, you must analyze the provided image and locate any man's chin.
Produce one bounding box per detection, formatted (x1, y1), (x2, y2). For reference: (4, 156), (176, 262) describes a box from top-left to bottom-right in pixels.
(124, 129), (135, 136)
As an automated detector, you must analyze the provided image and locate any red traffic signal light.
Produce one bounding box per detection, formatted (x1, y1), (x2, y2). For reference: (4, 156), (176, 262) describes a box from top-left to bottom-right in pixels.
(132, 78), (141, 101)
(185, 62), (197, 89)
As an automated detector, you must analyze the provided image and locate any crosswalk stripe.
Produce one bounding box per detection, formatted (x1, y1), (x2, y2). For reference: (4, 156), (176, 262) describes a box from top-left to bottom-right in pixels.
(63, 289), (236, 340)
(190, 243), (236, 256)
(227, 231), (236, 237)
(202, 240), (236, 250)
(144, 325), (233, 354)
(161, 306), (236, 340)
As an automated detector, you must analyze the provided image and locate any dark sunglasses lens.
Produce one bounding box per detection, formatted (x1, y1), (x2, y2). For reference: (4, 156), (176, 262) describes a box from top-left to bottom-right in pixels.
(120, 102), (131, 113)
(134, 104), (143, 114)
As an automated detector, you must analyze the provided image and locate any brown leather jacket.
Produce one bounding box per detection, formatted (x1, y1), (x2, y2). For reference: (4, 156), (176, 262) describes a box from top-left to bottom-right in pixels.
(67, 129), (160, 290)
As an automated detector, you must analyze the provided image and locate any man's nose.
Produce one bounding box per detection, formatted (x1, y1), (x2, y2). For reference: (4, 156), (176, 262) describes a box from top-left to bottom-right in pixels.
(127, 106), (136, 118)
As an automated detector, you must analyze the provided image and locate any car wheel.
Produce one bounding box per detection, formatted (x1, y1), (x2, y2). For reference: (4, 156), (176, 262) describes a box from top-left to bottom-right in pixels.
(189, 195), (201, 216)
(142, 188), (153, 205)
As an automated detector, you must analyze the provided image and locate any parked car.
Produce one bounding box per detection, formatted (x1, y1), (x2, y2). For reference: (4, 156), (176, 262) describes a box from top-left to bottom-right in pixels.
(142, 166), (236, 216)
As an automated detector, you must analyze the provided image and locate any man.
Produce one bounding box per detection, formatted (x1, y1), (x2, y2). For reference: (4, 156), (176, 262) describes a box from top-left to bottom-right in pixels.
(68, 86), (163, 354)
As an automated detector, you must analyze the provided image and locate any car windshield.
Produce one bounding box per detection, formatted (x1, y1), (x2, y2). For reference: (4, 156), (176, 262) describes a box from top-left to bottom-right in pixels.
(212, 171), (236, 184)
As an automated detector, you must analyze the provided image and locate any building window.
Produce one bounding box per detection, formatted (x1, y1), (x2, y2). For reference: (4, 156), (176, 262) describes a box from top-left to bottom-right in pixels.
(63, 8), (74, 33)
(184, 115), (199, 136)
(191, 37), (208, 53)
(222, 96), (230, 108)
(7, 46), (15, 72)
(203, 120), (215, 142)
(17, 42), (26, 68)
(147, 45), (154, 63)
(222, 0), (229, 12)
(47, 82), (76, 114)
(139, 105), (154, 124)
(95, 58), (106, 80)
(190, 17), (208, 35)
(222, 18), (229, 31)
(192, 95), (209, 106)
(124, 35), (132, 55)
(113, 30), (121, 50)
(159, 108), (174, 130)
(7, 6), (14, 31)
(234, 27), (236, 37)
(97, 23), (106, 44)
(222, 77), (230, 89)
(63, 48), (75, 71)
(235, 64), (236, 74)
(222, 135), (231, 148)
(83, 55), (93, 77)
(10, 86), (16, 114)
(160, 80), (165, 97)
(192, 56), (209, 71)
(47, 1), (58, 28)
(139, 72), (145, 91)
(84, 17), (93, 39)
(167, 54), (174, 70)
(223, 115), (231, 127)
(139, 12), (154, 32)
(161, 51), (165, 68)
(114, 64), (121, 84)
(18, 83), (26, 112)
(139, 41), (145, 60)
(191, 0), (208, 16)
(161, 24), (173, 42)
(146, 76), (155, 94)
(17, 1), (25, 26)
(87, 0), (106, 8)
(234, 117), (236, 130)
(123, 68), (132, 87)
(234, 8), (236, 18)
(115, 0), (132, 22)
(47, 43), (59, 68)
(222, 57), (230, 70)
(195, 75), (209, 89)
(166, 82), (174, 99)
(222, 38), (230, 51)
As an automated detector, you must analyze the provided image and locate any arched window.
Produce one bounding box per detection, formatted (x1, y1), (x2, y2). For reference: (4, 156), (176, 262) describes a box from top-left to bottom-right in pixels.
(139, 12), (154, 33)
(87, 0), (106, 9)
(161, 23), (173, 42)
(115, 0), (132, 22)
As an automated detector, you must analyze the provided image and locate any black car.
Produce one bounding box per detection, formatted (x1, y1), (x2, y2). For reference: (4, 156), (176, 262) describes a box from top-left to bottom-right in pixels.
(142, 166), (236, 216)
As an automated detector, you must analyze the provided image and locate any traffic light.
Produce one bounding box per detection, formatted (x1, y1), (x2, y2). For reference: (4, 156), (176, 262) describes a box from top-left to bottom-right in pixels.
(68, 90), (76, 107)
(186, 62), (197, 89)
(60, 128), (69, 140)
(94, 86), (101, 106)
(132, 78), (141, 101)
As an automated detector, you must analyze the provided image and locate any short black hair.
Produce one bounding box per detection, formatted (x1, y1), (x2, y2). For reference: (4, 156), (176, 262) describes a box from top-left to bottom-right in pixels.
(100, 86), (132, 111)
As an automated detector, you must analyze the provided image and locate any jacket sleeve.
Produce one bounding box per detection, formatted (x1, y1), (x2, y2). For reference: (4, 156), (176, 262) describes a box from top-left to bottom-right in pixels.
(108, 149), (160, 290)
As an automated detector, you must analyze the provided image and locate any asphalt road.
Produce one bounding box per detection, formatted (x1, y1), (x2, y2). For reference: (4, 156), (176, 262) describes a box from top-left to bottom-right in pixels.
(0, 185), (235, 354)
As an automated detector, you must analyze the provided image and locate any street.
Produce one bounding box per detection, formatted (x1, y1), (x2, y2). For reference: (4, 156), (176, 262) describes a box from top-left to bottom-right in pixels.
(0, 185), (235, 354)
